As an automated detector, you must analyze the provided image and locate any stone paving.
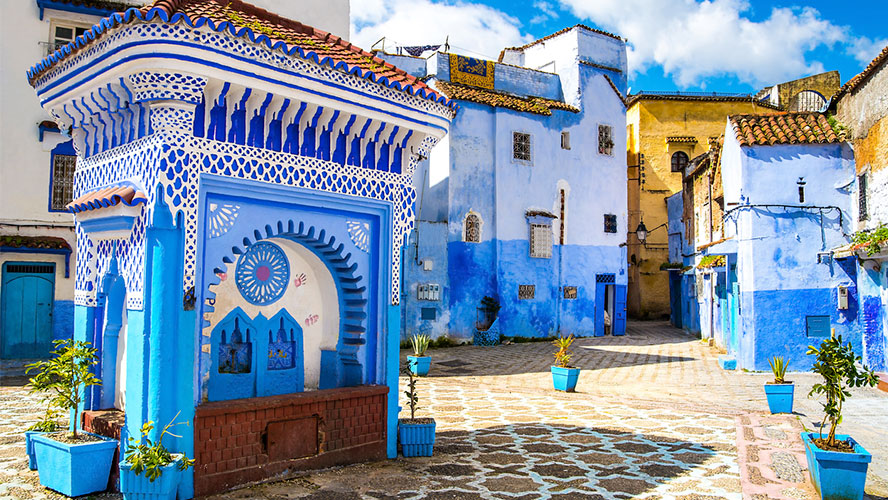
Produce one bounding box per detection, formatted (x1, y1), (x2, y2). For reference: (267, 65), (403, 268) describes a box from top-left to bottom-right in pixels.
(2, 321), (886, 499)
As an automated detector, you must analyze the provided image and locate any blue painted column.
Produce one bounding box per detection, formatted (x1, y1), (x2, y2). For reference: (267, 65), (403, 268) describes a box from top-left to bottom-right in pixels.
(99, 251), (126, 410)
(386, 302), (400, 459)
(146, 189), (180, 441)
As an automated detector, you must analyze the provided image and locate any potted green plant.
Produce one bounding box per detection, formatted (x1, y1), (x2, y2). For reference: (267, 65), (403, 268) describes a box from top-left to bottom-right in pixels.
(398, 359), (435, 457)
(764, 356), (794, 414)
(120, 413), (195, 500)
(551, 334), (580, 392)
(24, 407), (63, 470)
(407, 334), (431, 376)
(473, 296), (501, 346)
(802, 334), (878, 500)
(26, 339), (118, 497)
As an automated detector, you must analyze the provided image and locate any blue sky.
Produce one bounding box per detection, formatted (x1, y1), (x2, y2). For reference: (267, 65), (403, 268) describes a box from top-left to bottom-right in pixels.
(352, 0), (887, 94)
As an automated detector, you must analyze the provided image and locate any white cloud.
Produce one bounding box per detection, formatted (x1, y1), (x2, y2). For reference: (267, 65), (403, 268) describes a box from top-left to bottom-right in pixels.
(530, 1), (560, 25)
(847, 36), (888, 66)
(350, 0), (531, 61)
(557, 0), (848, 88)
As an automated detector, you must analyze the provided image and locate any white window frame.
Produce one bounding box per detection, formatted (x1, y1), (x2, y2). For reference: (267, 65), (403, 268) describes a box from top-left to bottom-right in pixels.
(529, 223), (553, 258)
(50, 153), (76, 212)
(512, 131), (532, 164)
(48, 19), (92, 55)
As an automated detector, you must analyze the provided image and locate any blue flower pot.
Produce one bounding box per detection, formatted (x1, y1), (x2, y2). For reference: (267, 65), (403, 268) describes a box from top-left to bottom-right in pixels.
(407, 355), (431, 376)
(398, 419), (436, 457)
(764, 383), (794, 414)
(119, 456), (183, 500)
(24, 431), (45, 470)
(551, 366), (580, 392)
(32, 431), (118, 497)
(801, 432), (871, 500)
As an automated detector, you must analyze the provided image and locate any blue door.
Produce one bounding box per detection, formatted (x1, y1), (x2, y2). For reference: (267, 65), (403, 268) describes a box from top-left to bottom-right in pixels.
(613, 285), (627, 336)
(1, 262), (55, 359)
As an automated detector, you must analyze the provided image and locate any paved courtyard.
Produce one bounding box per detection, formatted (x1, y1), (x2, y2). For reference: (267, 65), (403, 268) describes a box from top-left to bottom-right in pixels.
(2, 321), (886, 499)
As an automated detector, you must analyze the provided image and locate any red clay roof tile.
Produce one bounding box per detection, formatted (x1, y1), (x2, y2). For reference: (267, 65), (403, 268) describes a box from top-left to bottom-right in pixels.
(835, 44), (888, 99)
(67, 185), (147, 213)
(729, 112), (841, 147)
(434, 80), (578, 116)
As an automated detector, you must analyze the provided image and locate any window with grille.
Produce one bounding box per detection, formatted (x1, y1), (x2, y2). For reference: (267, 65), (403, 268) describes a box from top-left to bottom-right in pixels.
(519, 285), (535, 300)
(513, 132), (531, 161)
(598, 125), (614, 155)
(859, 173), (868, 221)
(529, 223), (552, 258)
(465, 213), (481, 242)
(561, 131), (571, 150)
(50, 154), (76, 211)
(604, 214), (617, 233)
(563, 286), (577, 299)
(671, 151), (689, 172)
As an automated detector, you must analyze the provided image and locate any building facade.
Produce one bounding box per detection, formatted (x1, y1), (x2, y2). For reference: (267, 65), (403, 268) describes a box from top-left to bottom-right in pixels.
(27, 0), (448, 496)
(683, 113), (859, 371)
(386, 25), (630, 341)
(0, 0), (145, 360)
(834, 45), (888, 374)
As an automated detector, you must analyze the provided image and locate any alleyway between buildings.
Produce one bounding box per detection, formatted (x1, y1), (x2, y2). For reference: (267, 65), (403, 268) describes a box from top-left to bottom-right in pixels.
(2, 321), (886, 499)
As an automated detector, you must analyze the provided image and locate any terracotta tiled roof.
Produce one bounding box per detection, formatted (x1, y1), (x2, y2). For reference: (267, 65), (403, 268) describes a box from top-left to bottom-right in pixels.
(41, 0), (134, 12)
(835, 44), (888, 99)
(626, 92), (782, 110)
(27, 0), (451, 108)
(67, 185), (147, 213)
(729, 112), (841, 147)
(498, 24), (623, 61)
(434, 80), (578, 116)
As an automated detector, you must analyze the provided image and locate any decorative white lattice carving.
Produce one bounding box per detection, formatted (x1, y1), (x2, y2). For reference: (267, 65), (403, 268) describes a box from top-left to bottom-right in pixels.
(128, 71), (207, 104)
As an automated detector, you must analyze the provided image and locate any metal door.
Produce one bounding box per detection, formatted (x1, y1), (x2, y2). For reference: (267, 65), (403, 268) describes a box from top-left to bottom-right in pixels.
(1, 262), (55, 358)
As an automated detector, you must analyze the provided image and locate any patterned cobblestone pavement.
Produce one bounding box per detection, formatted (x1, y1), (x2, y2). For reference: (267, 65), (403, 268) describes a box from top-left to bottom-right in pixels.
(2, 321), (886, 499)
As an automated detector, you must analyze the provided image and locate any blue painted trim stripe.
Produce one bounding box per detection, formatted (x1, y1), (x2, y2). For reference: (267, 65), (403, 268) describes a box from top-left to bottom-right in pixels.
(0, 247), (71, 278)
(38, 45), (449, 134)
(28, 7), (455, 109)
(79, 215), (137, 232)
(36, 0), (119, 21)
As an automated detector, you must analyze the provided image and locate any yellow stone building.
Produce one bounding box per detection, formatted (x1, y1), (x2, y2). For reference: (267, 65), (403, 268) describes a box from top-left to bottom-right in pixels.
(624, 72), (841, 319)
(625, 94), (780, 318)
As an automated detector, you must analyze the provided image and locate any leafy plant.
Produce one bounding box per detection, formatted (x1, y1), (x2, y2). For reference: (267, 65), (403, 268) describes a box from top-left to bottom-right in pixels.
(851, 224), (888, 256)
(124, 412), (195, 482)
(807, 335), (878, 448)
(480, 296), (501, 315)
(26, 339), (101, 439)
(410, 334), (431, 357)
(552, 334), (575, 368)
(403, 360), (420, 419)
(768, 356), (788, 384)
(26, 407), (63, 433)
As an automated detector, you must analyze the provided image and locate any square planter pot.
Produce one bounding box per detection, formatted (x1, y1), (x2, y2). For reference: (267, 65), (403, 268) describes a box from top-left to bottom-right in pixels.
(764, 383), (794, 414)
(24, 431), (46, 470)
(32, 431), (118, 497)
(119, 455), (183, 500)
(551, 366), (580, 392)
(801, 432), (871, 500)
(407, 355), (431, 376)
(398, 419), (436, 457)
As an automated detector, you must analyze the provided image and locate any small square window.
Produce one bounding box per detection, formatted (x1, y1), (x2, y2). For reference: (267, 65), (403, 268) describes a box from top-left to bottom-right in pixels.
(519, 285), (535, 300)
(604, 214), (617, 233)
(563, 286), (577, 299)
(421, 307), (437, 320)
(598, 125), (614, 155)
(529, 223), (552, 258)
(561, 131), (570, 150)
(513, 132), (531, 161)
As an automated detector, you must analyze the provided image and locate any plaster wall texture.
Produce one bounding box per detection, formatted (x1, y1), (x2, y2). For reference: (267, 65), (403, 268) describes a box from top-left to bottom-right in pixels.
(402, 221), (450, 339)
(251, 0), (350, 41)
(666, 191), (684, 265)
(719, 133), (859, 370)
(375, 53), (428, 79)
(857, 265), (888, 372)
(774, 71), (839, 110)
(836, 62), (888, 145)
(494, 63), (563, 101)
(626, 99), (779, 319)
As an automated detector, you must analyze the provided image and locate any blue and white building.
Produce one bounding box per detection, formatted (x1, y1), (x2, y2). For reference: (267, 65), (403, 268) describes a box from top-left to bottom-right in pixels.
(385, 25), (630, 341)
(27, 0), (449, 495)
(688, 113), (860, 371)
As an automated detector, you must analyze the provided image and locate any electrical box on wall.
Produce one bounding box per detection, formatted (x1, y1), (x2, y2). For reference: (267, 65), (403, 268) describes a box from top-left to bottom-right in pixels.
(423, 260), (433, 271)
(837, 286), (849, 310)
(418, 283), (440, 301)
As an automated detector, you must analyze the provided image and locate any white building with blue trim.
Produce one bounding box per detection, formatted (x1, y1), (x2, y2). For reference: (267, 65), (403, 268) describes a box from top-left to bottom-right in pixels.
(387, 25), (630, 341)
(26, 0), (449, 495)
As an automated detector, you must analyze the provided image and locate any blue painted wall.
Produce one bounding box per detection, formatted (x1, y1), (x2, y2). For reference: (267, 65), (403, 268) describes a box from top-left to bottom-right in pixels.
(51, 300), (74, 342)
(716, 135), (860, 371)
(857, 265), (887, 372)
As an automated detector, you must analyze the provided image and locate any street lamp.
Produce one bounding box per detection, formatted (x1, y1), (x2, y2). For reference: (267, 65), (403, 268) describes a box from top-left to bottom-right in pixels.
(635, 220), (648, 243)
